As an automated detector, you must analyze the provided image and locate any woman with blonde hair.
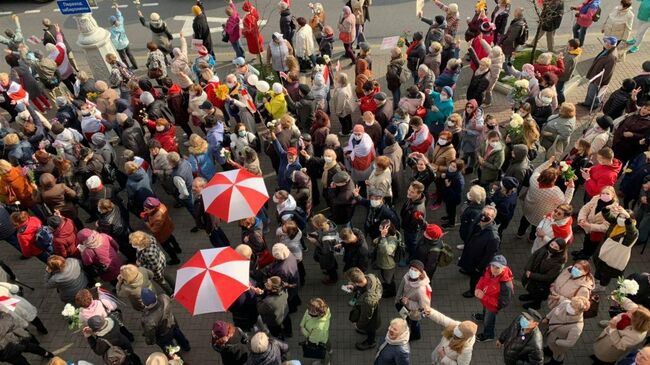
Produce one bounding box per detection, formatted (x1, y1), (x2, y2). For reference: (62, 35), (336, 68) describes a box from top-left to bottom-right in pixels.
(116, 264), (156, 311)
(45, 255), (88, 304)
(187, 134), (216, 180)
(331, 72), (355, 136)
(424, 306), (478, 365)
(129, 230), (173, 294)
(458, 185), (486, 248)
(592, 301), (650, 364)
(543, 296), (590, 365)
(0, 159), (35, 208)
(573, 186), (618, 260)
(541, 102), (577, 159)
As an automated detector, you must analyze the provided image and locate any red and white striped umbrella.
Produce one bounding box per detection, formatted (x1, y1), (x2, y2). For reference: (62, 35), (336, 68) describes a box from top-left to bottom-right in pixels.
(202, 168), (269, 222)
(174, 247), (250, 315)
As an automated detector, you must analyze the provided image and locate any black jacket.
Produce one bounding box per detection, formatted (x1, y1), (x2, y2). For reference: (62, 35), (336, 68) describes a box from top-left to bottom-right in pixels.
(467, 69), (490, 106)
(633, 73), (650, 105)
(286, 92), (316, 130)
(627, 272), (650, 309)
(0, 206), (16, 240)
(97, 206), (129, 240)
(193, 12), (213, 51)
(525, 96), (552, 127)
(56, 103), (81, 131)
(499, 316), (544, 365)
(522, 247), (565, 298)
(355, 197), (400, 239)
(343, 228), (370, 272)
(212, 327), (249, 365)
(87, 319), (137, 363)
(279, 9), (295, 43)
(400, 195), (426, 231)
(146, 99), (175, 124)
(491, 4), (511, 38)
(120, 118), (147, 158)
(603, 89), (635, 120)
(414, 237), (443, 278)
(327, 181), (356, 225)
(406, 41), (426, 73)
(459, 202), (484, 243)
(458, 222), (500, 273)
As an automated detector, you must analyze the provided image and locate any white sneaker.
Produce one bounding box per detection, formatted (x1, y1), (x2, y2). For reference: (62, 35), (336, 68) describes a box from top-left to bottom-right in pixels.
(456, 244), (465, 250)
(592, 284), (606, 293)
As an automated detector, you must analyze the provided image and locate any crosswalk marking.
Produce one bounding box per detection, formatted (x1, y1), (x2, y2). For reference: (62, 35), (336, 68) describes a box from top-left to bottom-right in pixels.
(24, 10), (41, 14)
(142, 2), (159, 6)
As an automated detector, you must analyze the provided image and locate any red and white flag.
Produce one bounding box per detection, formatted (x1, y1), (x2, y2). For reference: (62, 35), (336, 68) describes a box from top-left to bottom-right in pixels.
(0, 296), (19, 311)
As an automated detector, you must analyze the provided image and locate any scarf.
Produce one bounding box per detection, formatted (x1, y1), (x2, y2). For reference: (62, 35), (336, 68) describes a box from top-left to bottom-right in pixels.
(375, 327), (410, 360)
(406, 40), (421, 56)
(616, 313), (632, 330)
(321, 160), (339, 186)
(609, 222), (628, 239)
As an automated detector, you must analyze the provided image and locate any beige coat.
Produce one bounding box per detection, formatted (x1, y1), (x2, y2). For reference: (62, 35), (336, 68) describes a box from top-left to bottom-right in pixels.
(366, 167), (392, 198)
(578, 196), (612, 234)
(96, 88), (119, 123)
(602, 6), (634, 41)
(331, 84), (354, 117)
(545, 299), (585, 361)
(594, 298), (647, 363)
(425, 307), (475, 365)
(396, 273), (431, 320)
(427, 144), (456, 173)
(547, 268), (594, 309)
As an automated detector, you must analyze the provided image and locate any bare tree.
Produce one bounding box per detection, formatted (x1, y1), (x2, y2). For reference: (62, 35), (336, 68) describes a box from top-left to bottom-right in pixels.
(526, 0), (565, 63)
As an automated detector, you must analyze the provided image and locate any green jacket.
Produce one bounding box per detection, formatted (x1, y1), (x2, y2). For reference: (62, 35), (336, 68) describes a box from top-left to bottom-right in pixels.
(478, 140), (505, 184)
(353, 274), (383, 332)
(300, 308), (331, 344)
(373, 234), (400, 270)
(639, 0), (650, 22)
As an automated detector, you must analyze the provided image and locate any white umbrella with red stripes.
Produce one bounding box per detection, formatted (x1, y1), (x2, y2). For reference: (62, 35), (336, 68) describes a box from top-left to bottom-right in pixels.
(202, 168), (269, 222)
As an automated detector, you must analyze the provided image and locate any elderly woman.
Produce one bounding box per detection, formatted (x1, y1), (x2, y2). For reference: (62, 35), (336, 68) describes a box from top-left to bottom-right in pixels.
(521, 238), (568, 310)
(116, 264), (155, 311)
(547, 260), (595, 309)
(331, 72), (355, 135)
(129, 230), (173, 295)
(78, 228), (123, 284)
(543, 296), (590, 365)
(592, 299), (650, 364)
(0, 282), (48, 334)
(517, 157), (575, 241)
(374, 318), (411, 364)
(396, 260), (431, 341)
(187, 134), (216, 180)
(169, 34), (193, 89)
(467, 57), (491, 106)
(94, 80), (119, 124)
(338, 6), (357, 64)
(141, 197), (181, 266)
(458, 185), (486, 246)
(44, 255), (88, 304)
(541, 103), (577, 159)
(424, 306), (478, 365)
(0, 159), (35, 208)
(573, 185), (618, 260)
(144, 41), (167, 85)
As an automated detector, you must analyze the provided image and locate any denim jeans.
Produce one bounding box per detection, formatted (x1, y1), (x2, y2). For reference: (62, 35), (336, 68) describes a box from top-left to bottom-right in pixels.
(391, 89), (401, 109)
(3, 233), (21, 252)
(572, 24), (588, 46)
(584, 82), (602, 109)
(231, 40), (245, 58)
(483, 307), (497, 338)
(556, 80), (566, 105)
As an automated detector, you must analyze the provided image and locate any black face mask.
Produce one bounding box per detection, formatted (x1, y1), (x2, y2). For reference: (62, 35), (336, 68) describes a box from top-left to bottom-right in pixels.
(480, 214), (491, 223)
(487, 124), (496, 130)
(308, 312), (320, 318)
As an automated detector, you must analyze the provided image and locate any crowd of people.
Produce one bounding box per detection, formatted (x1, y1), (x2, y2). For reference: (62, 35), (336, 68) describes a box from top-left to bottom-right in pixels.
(0, 0), (649, 364)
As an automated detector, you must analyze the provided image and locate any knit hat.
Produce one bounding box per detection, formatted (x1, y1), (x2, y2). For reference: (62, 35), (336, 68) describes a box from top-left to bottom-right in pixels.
(373, 92), (387, 102)
(109, 15), (117, 24)
(298, 84), (311, 95)
(145, 352), (169, 365)
(456, 321), (478, 338)
(149, 12), (161, 22)
(272, 82), (283, 94)
(409, 259), (424, 272)
(250, 332), (269, 353)
(332, 171), (350, 184)
(286, 147), (298, 156)
(435, 15), (445, 25)
(272, 243), (291, 260)
(212, 321), (230, 338)
(242, 1), (253, 12)
(87, 315), (106, 332)
(46, 215), (62, 229)
(50, 122), (64, 135)
(116, 113), (129, 124)
(603, 36), (618, 46)
(256, 80), (270, 93)
(386, 124), (398, 135)
(272, 32), (283, 41)
(141, 288), (157, 306)
(442, 86), (454, 98)
(17, 110), (31, 122)
(91, 132), (106, 146)
(192, 5), (202, 16)
(76, 228), (94, 244)
(144, 197), (161, 209)
(352, 124), (365, 134)
(232, 57), (246, 66)
(139, 91), (154, 106)
(197, 45), (208, 56)
(86, 175), (102, 190)
(423, 224), (442, 240)
(55, 96), (67, 107)
(501, 176), (519, 190)
(596, 115), (614, 130)
(490, 254), (507, 268)
(643, 61), (650, 72)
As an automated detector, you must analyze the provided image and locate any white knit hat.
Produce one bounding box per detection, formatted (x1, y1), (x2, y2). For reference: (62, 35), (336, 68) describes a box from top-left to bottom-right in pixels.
(140, 91), (155, 106)
(272, 243), (291, 260)
(86, 175), (102, 190)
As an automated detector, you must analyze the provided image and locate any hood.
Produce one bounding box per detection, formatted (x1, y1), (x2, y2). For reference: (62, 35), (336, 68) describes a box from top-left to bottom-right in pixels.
(512, 144), (529, 162)
(39, 172), (57, 189)
(129, 168), (146, 182)
(166, 84), (182, 96)
(51, 257), (82, 282)
(278, 194), (297, 212)
(568, 47), (582, 56)
(91, 133), (106, 148)
(497, 266), (514, 282)
(56, 216), (77, 238)
(123, 116), (136, 128)
(21, 216), (41, 236)
(603, 159), (622, 174)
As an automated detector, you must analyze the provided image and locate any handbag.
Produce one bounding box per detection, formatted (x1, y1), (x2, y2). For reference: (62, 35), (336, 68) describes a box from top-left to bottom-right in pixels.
(339, 31), (352, 44)
(349, 306), (361, 323)
(583, 293), (600, 319)
(148, 67), (164, 80)
(222, 29), (230, 43)
(301, 341), (327, 359)
(598, 236), (633, 271)
(99, 338), (127, 365)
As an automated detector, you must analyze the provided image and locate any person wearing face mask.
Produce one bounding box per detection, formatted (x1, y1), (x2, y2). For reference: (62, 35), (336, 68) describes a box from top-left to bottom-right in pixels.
(394, 260), (431, 342)
(230, 123), (258, 164)
(149, 118), (178, 153)
(425, 131), (457, 209)
(472, 255), (514, 342)
(531, 204), (573, 253)
(345, 125), (376, 196)
(497, 309), (544, 364)
(583, 147), (622, 203)
(352, 187), (400, 241)
(521, 238), (568, 310)
(458, 185), (486, 250)
(477, 130), (505, 188)
(581, 116), (612, 164)
(299, 297), (331, 363)
(548, 260), (595, 309)
(582, 36), (619, 109)
(301, 148), (341, 206)
(426, 86), (455, 139)
(327, 171), (356, 227)
(440, 159), (465, 228)
(593, 205), (640, 293)
(573, 185), (618, 260)
(524, 87), (555, 129)
(459, 99), (484, 174)
(423, 305), (478, 365)
(466, 57), (491, 107)
(444, 113), (463, 150)
(487, 176), (519, 237)
(458, 206), (500, 299)
(541, 296), (589, 365)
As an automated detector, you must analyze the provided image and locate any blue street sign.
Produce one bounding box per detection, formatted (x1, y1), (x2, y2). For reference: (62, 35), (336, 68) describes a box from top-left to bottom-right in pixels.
(56, 0), (92, 15)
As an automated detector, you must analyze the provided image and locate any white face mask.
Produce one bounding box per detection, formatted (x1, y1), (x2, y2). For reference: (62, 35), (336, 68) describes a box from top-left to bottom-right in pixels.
(370, 199), (382, 208)
(408, 269), (420, 279)
(226, 82), (236, 88)
(490, 141), (500, 148)
(272, 196), (280, 204)
(440, 94), (449, 102)
(447, 121), (455, 127)
(324, 156), (333, 164)
(566, 303), (576, 315)
(438, 138), (448, 146)
(617, 217), (626, 226)
(156, 125), (165, 132)
(453, 326), (464, 338)
(238, 131), (246, 137)
(353, 134), (362, 141)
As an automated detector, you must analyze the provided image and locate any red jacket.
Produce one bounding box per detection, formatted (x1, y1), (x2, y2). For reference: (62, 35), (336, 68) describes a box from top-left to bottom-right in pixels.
(476, 266), (514, 313)
(584, 159), (622, 197)
(533, 58), (565, 78)
(53, 217), (79, 258)
(242, 11), (264, 54)
(204, 81), (226, 109)
(17, 216), (44, 258)
(152, 125), (178, 153)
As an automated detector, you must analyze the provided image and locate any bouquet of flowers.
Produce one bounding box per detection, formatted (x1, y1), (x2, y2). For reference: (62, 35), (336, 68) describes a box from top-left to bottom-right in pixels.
(506, 112), (524, 138)
(166, 345), (184, 365)
(61, 303), (81, 331)
(86, 91), (98, 102)
(510, 79), (530, 106)
(266, 119), (279, 133)
(559, 161), (576, 181)
(397, 30), (411, 48)
(612, 277), (640, 303)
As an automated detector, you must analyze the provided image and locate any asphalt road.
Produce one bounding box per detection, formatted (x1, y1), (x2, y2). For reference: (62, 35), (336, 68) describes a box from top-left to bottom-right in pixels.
(0, 0), (626, 64)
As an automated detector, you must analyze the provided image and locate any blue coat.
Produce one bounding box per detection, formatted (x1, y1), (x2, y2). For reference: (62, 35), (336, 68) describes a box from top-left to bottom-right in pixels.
(425, 91), (454, 134)
(206, 124), (225, 165)
(188, 152), (216, 180)
(442, 171), (465, 206)
(374, 341), (410, 365)
(273, 139), (301, 192)
(126, 168), (154, 201)
(616, 349), (639, 365)
(109, 10), (130, 50)
(172, 159), (194, 196)
(489, 188), (518, 226)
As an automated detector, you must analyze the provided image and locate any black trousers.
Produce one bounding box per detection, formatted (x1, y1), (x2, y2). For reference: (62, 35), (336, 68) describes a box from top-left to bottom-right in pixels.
(160, 235), (181, 261)
(469, 271), (482, 293)
(3, 342), (49, 365)
(117, 46), (138, 69)
(517, 216), (537, 241)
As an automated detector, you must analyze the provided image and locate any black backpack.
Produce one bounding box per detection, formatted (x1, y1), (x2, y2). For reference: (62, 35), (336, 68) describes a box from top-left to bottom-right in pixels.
(516, 20), (529, 46)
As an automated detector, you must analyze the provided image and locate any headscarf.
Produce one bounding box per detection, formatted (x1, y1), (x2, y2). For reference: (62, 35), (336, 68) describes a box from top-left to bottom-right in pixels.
(342, 6), (352, 16)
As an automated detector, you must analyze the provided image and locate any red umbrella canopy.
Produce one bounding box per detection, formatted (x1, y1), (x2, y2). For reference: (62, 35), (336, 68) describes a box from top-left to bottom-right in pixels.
(202, 168), (269, 222)
(174, 247), (250, 315)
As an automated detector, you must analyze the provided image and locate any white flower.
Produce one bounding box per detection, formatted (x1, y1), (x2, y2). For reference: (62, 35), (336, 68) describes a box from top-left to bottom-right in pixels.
(509, 113), (523, 128)
(94, 282), (102, 288)
(219, 148), (226, 158)
(619, 279), (640, 295)
(514, 79), (530, 89)
(559, 161), (569, 172)
(61, 303), (77, 317)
